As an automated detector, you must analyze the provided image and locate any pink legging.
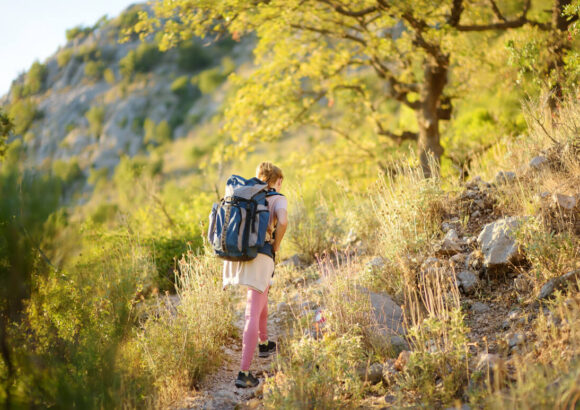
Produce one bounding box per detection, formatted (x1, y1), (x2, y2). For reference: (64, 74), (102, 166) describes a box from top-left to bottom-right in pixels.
(240, 286), (270, 371)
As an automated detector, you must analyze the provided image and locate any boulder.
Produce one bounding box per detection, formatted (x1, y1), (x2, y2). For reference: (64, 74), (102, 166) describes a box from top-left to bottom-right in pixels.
(435, 229), (464, 257)
(368, 290), (405, 335)
(529, 155), (548, 170)
(477, 217), (525, 273)
(280, 254), (308, 269)
(552, 193), (577, 211)
(394, 350), (411, 371)
(471, 302), (490, 314)
(494, 171), (516, 185)
(457, 271), (478, 294)
(538, 269), (580, 300)
(357, 362), (384, 384)
(382, 359), (398, 386)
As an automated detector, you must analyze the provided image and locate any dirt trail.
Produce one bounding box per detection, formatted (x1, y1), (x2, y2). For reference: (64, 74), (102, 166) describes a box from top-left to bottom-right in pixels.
(177, 292), (280, 410)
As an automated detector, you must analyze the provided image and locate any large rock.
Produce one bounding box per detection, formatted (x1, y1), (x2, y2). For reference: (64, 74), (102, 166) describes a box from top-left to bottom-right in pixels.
(552, 193), (578, 211)
(368, 291), (405, 336)
(435, 229), (464, 257)
(477, 217), (525, 273)
(357, 362), (384, 384)
(538, 269), (580, 300)
(529, 155), (548, 170)
(457, 271), (478, 294)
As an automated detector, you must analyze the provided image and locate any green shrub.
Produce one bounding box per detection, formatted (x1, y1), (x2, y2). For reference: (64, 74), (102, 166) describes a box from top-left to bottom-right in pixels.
(119, 50), (136, 80)
(24, 61), (47, 95)
(75, 44), (100, 63)
(52, 158), (83, 185)
(57, 49), (73, 67)
(104, 68), (116, 84)
(127, 252), (234, 406)
(193, 67), (227, 95)
(170, 75), (190, 97)
(144, 119), (172, 145)
(11, 62), (47, 99)
(134, 42), (161, 73)
(84, 60), (105, 81)
(85, 106), (105, 138)
(177, 40), (212, 71)
(287, 194), (343, 262)
(66, 25), (93, 42)
(264, 332), (364, 409)
(9, 99), (39, 135)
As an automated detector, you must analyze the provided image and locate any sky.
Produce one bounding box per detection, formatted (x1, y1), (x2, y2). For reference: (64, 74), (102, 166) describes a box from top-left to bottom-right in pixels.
(0, 0), (138, 97)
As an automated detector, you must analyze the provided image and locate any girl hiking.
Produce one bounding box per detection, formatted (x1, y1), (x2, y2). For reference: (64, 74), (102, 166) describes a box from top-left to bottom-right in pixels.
(222, 162), (288, 388)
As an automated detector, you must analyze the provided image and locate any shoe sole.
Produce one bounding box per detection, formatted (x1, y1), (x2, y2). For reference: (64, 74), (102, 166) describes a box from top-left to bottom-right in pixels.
(235, 380), (259, 388)
(258, 350), (276, 358)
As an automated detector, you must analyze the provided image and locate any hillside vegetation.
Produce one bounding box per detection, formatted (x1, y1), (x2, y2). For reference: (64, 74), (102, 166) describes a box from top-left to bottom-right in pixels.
(0, 0), (579, 408)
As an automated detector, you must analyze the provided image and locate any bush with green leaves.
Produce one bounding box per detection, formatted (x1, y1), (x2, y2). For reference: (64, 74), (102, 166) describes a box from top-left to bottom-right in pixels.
(104, 68), (116, 84)
(8, 99), (39, 135)
(144, 119), (172, 146)
(52, 158), (83, 185)
(84, 60), (105, 81)
(56, 49), (73, 67)
(287, 194), (343, 262)
(264, 332), (365, 409)
(85, 105), (105, 138)
(177, 40), (212, 71)
(65, 25), (93, 42)
(0, 108), (13, 159)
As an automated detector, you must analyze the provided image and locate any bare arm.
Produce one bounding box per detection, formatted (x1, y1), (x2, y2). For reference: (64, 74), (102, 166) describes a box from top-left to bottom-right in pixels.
(273, 208), (288, 253)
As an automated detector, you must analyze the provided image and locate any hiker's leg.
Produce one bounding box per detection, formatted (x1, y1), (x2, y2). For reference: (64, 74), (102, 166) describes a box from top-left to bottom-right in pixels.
(241, 288), (267, 371)
(258, 286), (269, 343)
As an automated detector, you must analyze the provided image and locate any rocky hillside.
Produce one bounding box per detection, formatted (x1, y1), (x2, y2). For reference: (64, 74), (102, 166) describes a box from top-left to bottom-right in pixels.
(1, 4), (251, 176)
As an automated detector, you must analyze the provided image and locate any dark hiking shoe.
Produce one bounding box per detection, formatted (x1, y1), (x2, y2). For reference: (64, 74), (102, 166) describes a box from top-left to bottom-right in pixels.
(258, 340), (277, 357)
(235, 371), (259, 388)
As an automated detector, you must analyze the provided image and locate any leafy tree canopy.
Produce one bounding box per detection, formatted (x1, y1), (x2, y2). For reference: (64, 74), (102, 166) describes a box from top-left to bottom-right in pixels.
(130, 0), (562, 175)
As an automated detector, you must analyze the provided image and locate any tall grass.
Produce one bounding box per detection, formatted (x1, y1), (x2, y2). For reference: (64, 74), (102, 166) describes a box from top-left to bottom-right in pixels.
(122, 249), (235, 407)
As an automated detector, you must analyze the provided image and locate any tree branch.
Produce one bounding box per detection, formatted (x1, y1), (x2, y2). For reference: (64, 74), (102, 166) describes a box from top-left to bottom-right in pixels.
(289, 23), (367, 45)
(448, 0), (464, 27)
(488, 0), (507, 22)
(456, 0), (533, 31)
(378, 129), (419, 143)
(316, 0), (379, 18)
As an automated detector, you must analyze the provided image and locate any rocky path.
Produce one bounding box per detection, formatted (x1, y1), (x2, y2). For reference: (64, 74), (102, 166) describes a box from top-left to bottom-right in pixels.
(176, 292), (280, 410)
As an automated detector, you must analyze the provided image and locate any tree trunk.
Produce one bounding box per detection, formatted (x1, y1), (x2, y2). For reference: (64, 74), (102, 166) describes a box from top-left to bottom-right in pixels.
(417, 57), (448, 177)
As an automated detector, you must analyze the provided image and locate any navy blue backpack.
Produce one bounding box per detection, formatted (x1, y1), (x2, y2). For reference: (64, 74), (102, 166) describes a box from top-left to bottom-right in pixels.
(208, 175), (281, 261)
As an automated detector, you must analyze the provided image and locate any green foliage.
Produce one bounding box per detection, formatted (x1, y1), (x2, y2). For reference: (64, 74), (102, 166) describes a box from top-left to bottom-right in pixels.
(120, 51), (136, 80)
(177, 40), (212, 71)
(287, 194), (343, 263)
(0, 108), (14, 159)
(66, 25), (93, 42)
(0, 162), (62, 405)
(56, 48), (73, 67)
(170, 75), (190, 97)
(127, 252), (234, 406)
(104, 68), (116, 84)
(264, 332), (364, 409)
(193, 68), (222, 95)
(10, 61), (47, 99)
(52, 158), (84, 185)
(85, 105), (105, 138)
(143, 118), (172, 145)
(8, 99), (39, 135)
(84, 60), (105, 81)
(135, 42), (162, 72)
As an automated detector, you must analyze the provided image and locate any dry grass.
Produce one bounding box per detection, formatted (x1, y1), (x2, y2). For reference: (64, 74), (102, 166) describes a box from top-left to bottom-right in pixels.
(120, 248), (235, 407)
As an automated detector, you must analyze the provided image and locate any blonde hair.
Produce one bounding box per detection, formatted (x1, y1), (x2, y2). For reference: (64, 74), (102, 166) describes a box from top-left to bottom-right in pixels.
(256, 162), (283, 187)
